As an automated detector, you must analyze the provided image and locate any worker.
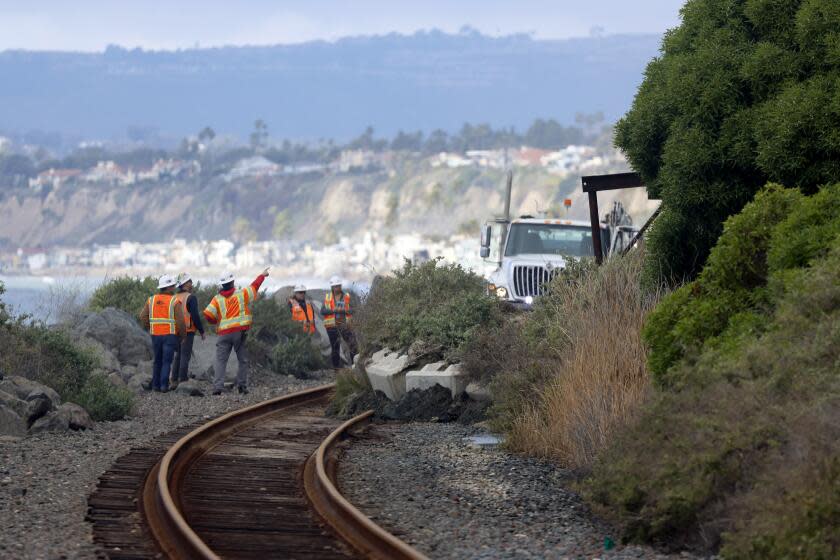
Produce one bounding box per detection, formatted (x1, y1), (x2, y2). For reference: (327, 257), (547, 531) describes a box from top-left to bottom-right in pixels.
(288, 284), (316, 334)
(139, 275), (186, 393)
(320, 276), (357, 369)
(169, 273), (206, 390)
(203, 268), (269, 395)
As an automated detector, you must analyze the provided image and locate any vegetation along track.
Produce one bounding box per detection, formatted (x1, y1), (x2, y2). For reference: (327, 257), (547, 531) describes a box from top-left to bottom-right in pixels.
(88, 384), (428, 560)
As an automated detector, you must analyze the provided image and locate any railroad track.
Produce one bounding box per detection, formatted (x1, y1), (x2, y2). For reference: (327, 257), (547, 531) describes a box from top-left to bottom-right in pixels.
(88, 384), (428, 560)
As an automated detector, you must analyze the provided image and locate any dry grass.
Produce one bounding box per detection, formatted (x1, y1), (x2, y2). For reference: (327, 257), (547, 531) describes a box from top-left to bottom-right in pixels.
(506, 253), (663, 469)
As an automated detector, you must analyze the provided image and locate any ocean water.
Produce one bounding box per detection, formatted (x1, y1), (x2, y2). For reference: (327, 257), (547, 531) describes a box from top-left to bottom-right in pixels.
(1, 275), (370, 324)
(0, 276), (101, 323)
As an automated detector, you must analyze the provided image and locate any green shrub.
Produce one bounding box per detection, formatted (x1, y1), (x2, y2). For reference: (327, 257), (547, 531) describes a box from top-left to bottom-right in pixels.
(88, 276), (157, 317)
(586, 186), (840, 554)
(270, 336), (326, 378)
(244, 294), (326, 378)
(70, 373), (136, 421)
(2, 324), (98, 398)
(643, 184), (805, 385)
(617, 0), (840, 285)
(0, 322), (135, 421)
(357, 258), (501, 360)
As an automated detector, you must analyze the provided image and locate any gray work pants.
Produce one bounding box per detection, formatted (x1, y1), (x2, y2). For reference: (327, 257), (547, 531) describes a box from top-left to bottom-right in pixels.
(170, 332), (195, 384)
(214, 331), (249, 392)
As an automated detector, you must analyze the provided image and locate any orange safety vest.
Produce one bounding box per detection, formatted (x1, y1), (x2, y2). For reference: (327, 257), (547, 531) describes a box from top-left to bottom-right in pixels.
(174, 292), (196, 333)
(204, 285), (257, 333)
(323, 292), (352, 329)
(289, 298), (316, 334)
(148, 293), (178, 336)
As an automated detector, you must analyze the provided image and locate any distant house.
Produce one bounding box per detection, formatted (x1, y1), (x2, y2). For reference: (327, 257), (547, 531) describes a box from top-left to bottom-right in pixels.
(465, 149), (507, 168)
(430, 152), (473, 168)
(137, 158), (200, 182)
(29, 168), (83, 190)
(83, 161), (135, 186)
(337, 150), (378, 172)
(513, 147), (551, 167)
(224, 156), (281, 181)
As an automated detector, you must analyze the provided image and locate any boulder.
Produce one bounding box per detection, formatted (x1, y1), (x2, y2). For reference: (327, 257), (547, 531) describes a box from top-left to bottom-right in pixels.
(74, 308), (152, 365)
(76, 338), (121, 372)
(0, 389), (28, 419)
(406, 363), (468, 398)
(30, 403), (93, 433)
(0, 404), (27, 437)
(29, 410), (70, 433)
(59, 403), (94, 430)
(25, 392), (53, 424)
(365, 349), (410, 401)
(174, 380), (204, 397)
(0, 376), (61, 408)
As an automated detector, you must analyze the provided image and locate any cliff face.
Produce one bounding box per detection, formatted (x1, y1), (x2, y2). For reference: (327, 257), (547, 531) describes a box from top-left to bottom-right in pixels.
(0, 160), (654, 248)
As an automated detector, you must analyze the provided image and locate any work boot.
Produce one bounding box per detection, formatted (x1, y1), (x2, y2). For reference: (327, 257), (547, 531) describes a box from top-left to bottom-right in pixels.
(237, 386), (249, 395)
(212, 390), (222, 396)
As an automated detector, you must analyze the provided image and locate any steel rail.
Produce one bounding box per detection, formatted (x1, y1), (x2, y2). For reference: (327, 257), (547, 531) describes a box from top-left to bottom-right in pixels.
(142, 384), (334, 559)
(141, 383), (428, 560)
(304, 411), (431, 560)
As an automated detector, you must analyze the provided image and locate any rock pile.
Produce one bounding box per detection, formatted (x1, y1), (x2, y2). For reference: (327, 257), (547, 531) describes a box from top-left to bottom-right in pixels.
(331, 348), (491, 423)
(69, 307), (154, 392)
(0, 374), (92, 438)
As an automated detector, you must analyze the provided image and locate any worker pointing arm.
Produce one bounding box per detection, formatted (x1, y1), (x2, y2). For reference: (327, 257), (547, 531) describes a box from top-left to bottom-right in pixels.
(202, 268), (270, 396)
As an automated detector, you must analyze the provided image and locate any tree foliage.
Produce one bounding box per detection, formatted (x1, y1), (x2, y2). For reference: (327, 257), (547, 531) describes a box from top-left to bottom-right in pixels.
(617, 0), (840, 284)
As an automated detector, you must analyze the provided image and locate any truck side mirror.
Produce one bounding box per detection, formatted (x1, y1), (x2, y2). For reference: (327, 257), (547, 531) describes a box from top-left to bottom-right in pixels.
(480, 224), (491, 248)
(480, 246), (490, 258)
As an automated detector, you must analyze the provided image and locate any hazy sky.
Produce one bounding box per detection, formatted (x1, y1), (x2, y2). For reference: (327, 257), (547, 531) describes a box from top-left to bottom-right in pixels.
(0, 0), (685, 52)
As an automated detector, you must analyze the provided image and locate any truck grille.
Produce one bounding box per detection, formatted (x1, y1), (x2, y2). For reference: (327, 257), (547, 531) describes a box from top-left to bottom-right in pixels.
(512, 265), (559, 299)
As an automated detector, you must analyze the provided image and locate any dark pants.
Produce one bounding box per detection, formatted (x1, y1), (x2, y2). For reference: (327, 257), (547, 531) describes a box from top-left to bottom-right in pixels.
(152, 334), (178, 391)
(170, 332), (195, 385)
(327, 326), (357, 368)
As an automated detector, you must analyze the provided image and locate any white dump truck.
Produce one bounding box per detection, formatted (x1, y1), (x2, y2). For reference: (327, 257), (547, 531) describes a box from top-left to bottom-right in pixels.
(479, 173), (638, 307)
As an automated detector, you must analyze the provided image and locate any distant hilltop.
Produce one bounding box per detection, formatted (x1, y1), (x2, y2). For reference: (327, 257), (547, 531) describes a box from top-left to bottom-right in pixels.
(0, 30), (660, 144)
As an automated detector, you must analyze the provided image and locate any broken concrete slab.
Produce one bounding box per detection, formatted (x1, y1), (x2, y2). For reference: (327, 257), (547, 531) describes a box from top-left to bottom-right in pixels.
(365, 349), (410, 401)
(406, 362), (468, 398)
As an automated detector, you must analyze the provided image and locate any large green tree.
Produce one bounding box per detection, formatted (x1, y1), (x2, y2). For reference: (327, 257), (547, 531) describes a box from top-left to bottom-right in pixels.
(617, 0), (840, 284)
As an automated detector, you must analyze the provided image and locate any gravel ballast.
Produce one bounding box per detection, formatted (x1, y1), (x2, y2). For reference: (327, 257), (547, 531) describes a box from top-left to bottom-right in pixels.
(339, 422), (703, 560)
(0, 371), (328, 560)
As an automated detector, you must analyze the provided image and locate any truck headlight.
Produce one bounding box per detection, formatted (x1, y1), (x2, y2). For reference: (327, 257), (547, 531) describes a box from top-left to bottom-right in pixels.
(495, 286), (508, 298)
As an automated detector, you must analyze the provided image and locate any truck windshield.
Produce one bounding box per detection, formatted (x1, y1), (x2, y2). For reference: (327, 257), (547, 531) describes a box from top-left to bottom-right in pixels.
(504, 223), (595, 257)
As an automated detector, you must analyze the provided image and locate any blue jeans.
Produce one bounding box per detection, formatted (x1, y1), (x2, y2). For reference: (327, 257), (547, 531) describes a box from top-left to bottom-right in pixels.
(152, 334), (178, 391)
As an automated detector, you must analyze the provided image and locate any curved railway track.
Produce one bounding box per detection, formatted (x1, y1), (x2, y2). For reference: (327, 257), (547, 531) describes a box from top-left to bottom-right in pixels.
(88, 384), (428, 560)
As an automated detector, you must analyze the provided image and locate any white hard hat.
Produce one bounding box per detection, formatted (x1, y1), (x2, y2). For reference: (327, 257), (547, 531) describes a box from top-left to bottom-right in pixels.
(329, 275), (342, 287)
(219, 272), (235, 286)
(158, 275), (177, 289)
(177, 273), (192, 287)
(293, 284), (306, 292)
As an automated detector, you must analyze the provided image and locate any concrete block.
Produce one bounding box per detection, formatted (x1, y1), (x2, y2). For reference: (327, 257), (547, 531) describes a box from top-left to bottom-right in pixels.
(365, 350), (410, 401)
(406, 362), (468, 398)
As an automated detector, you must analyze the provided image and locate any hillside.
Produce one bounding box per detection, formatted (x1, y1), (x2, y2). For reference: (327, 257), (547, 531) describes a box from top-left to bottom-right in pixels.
(0, 154), (653, 249)
(0, 31), (661, 143)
